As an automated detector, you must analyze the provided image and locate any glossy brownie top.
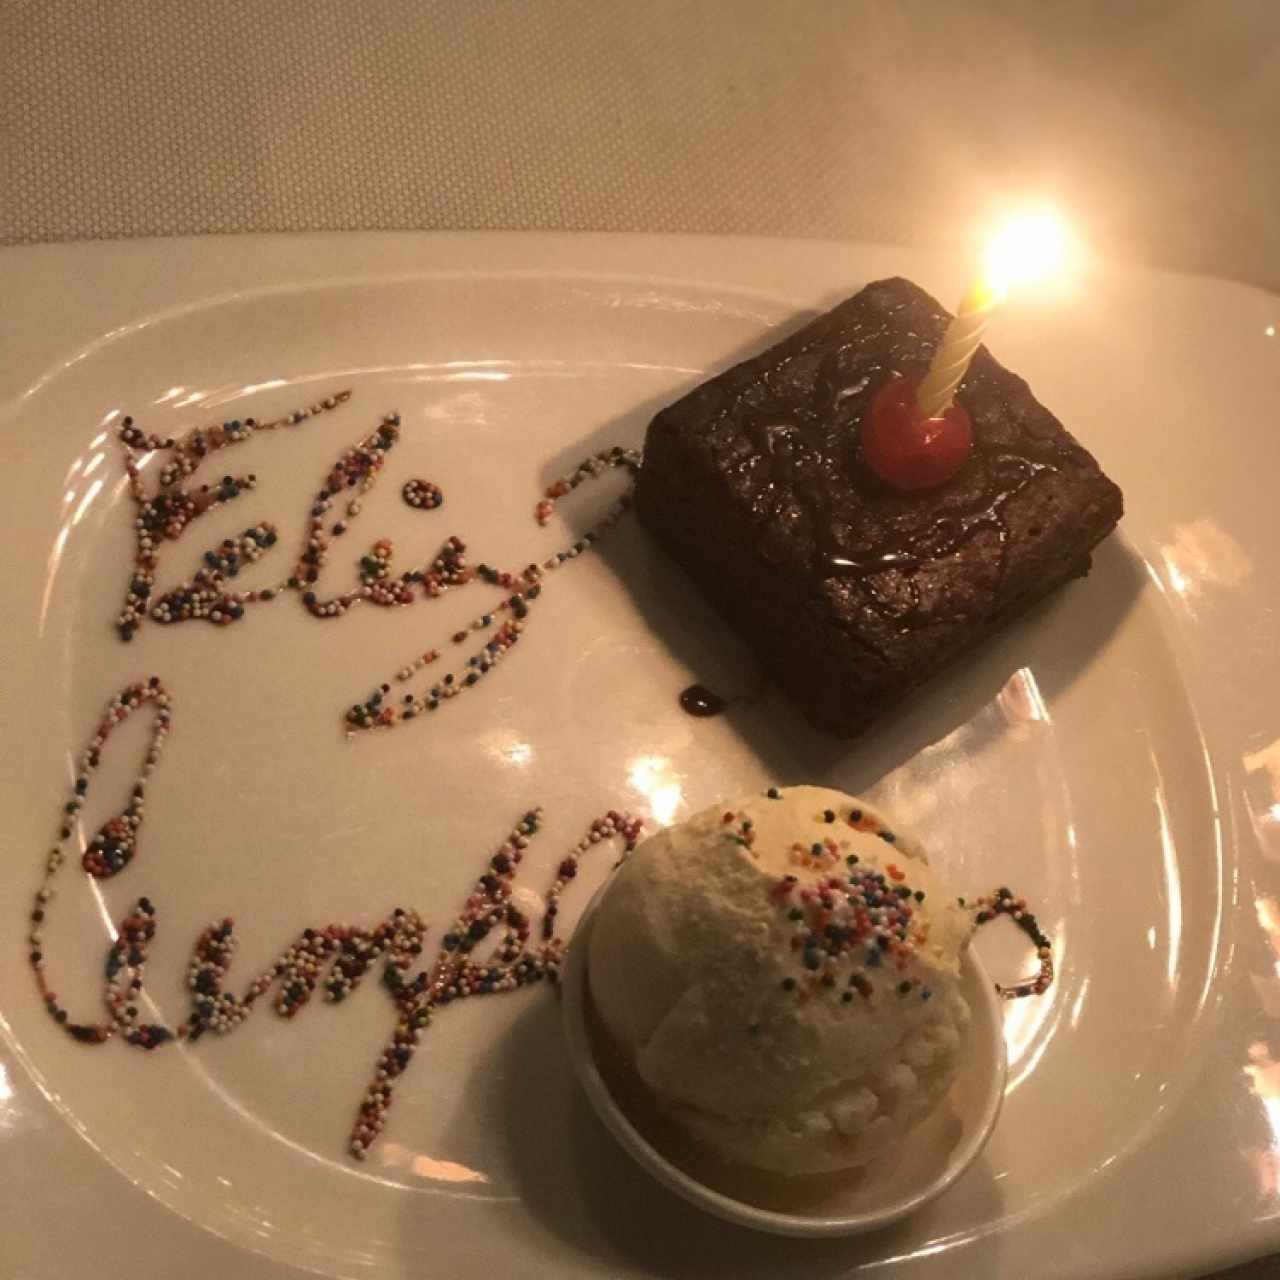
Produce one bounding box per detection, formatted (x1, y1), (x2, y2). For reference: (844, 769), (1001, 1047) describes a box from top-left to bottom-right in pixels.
(644, 276), (1124, 636)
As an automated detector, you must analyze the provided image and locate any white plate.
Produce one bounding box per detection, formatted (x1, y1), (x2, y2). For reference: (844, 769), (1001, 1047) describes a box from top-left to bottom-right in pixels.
(0, 232), (1277, 1280)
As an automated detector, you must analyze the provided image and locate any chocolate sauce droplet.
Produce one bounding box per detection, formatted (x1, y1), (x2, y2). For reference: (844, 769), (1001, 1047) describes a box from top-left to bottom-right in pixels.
(679, 684), (728, 718)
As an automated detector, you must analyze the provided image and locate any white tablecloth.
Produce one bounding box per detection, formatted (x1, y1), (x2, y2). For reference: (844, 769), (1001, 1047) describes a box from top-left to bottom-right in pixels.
(5, 0), (1279, 294)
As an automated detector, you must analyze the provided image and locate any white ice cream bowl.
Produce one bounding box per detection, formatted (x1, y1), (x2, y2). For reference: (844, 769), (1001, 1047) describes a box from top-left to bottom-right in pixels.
(560, 884), (1008, 1238)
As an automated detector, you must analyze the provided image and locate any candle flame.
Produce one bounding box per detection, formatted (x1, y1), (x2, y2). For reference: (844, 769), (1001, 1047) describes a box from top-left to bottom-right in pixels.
(918, 209), (1074, 417)
(979, 211), (1070, 303)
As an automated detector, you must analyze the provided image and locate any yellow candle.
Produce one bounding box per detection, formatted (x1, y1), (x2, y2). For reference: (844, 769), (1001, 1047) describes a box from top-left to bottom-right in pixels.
(916, 213), (1068, 420)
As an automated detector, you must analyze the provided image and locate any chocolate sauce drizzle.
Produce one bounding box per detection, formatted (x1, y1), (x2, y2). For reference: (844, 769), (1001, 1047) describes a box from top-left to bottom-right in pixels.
(678, 683), (728, 718)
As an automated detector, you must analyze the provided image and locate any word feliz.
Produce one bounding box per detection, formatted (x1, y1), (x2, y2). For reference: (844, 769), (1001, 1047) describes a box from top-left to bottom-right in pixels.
(113, 392), (641, 735)
(30, 679), (643, 1159)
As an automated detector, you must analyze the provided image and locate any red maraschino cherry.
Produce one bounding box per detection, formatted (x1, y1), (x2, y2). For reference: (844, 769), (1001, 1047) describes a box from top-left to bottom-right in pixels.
(861, 377), (973, 492)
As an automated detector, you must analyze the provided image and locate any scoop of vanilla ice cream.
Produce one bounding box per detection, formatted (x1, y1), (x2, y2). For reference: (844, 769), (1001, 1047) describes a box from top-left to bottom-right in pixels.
(587, 785), (972, 1176)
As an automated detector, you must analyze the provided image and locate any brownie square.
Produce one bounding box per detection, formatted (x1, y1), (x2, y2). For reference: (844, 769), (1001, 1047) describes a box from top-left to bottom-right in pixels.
(636, 277), (1124, 734)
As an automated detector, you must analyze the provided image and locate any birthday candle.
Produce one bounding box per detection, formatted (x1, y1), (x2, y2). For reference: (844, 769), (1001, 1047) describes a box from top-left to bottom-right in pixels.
(916, 213), (1068, 420)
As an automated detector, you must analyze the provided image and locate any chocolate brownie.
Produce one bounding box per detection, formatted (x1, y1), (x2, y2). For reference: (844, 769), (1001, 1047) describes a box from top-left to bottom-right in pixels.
(637, 277), (1124, 734)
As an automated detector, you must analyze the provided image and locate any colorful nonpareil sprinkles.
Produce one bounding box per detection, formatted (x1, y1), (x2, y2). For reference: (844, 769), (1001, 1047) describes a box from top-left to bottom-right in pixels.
(115, 393), (351, 639)
(970, 887), (1055, 998)
(288, 414), (471, 619)
(29, 680), (642, 1157)
(748, 797), (1054, 1005)
(533, 449), (637, 525)
(352, 807), (641, 1159)
(401, 478), (444, 510)
(769, 851), (930, 1003)
(30, 679), (172, 1040)
(345, 445), (640, 735)
(721, 809), (757, 852)
(731, 800), (929, 1004)
(113, 392), (641, 737)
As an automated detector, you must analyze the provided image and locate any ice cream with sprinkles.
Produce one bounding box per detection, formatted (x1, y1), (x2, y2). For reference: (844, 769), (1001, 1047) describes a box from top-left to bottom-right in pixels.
(587, 784), (979, 1176)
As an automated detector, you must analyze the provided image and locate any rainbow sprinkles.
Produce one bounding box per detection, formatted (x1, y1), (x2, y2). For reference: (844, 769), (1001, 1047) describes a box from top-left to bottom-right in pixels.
(111, 389), (639, 732)
(30, 677), (642, 1159)
(740, 792), (1054, 1004)
(33, 389), (651, 1159)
